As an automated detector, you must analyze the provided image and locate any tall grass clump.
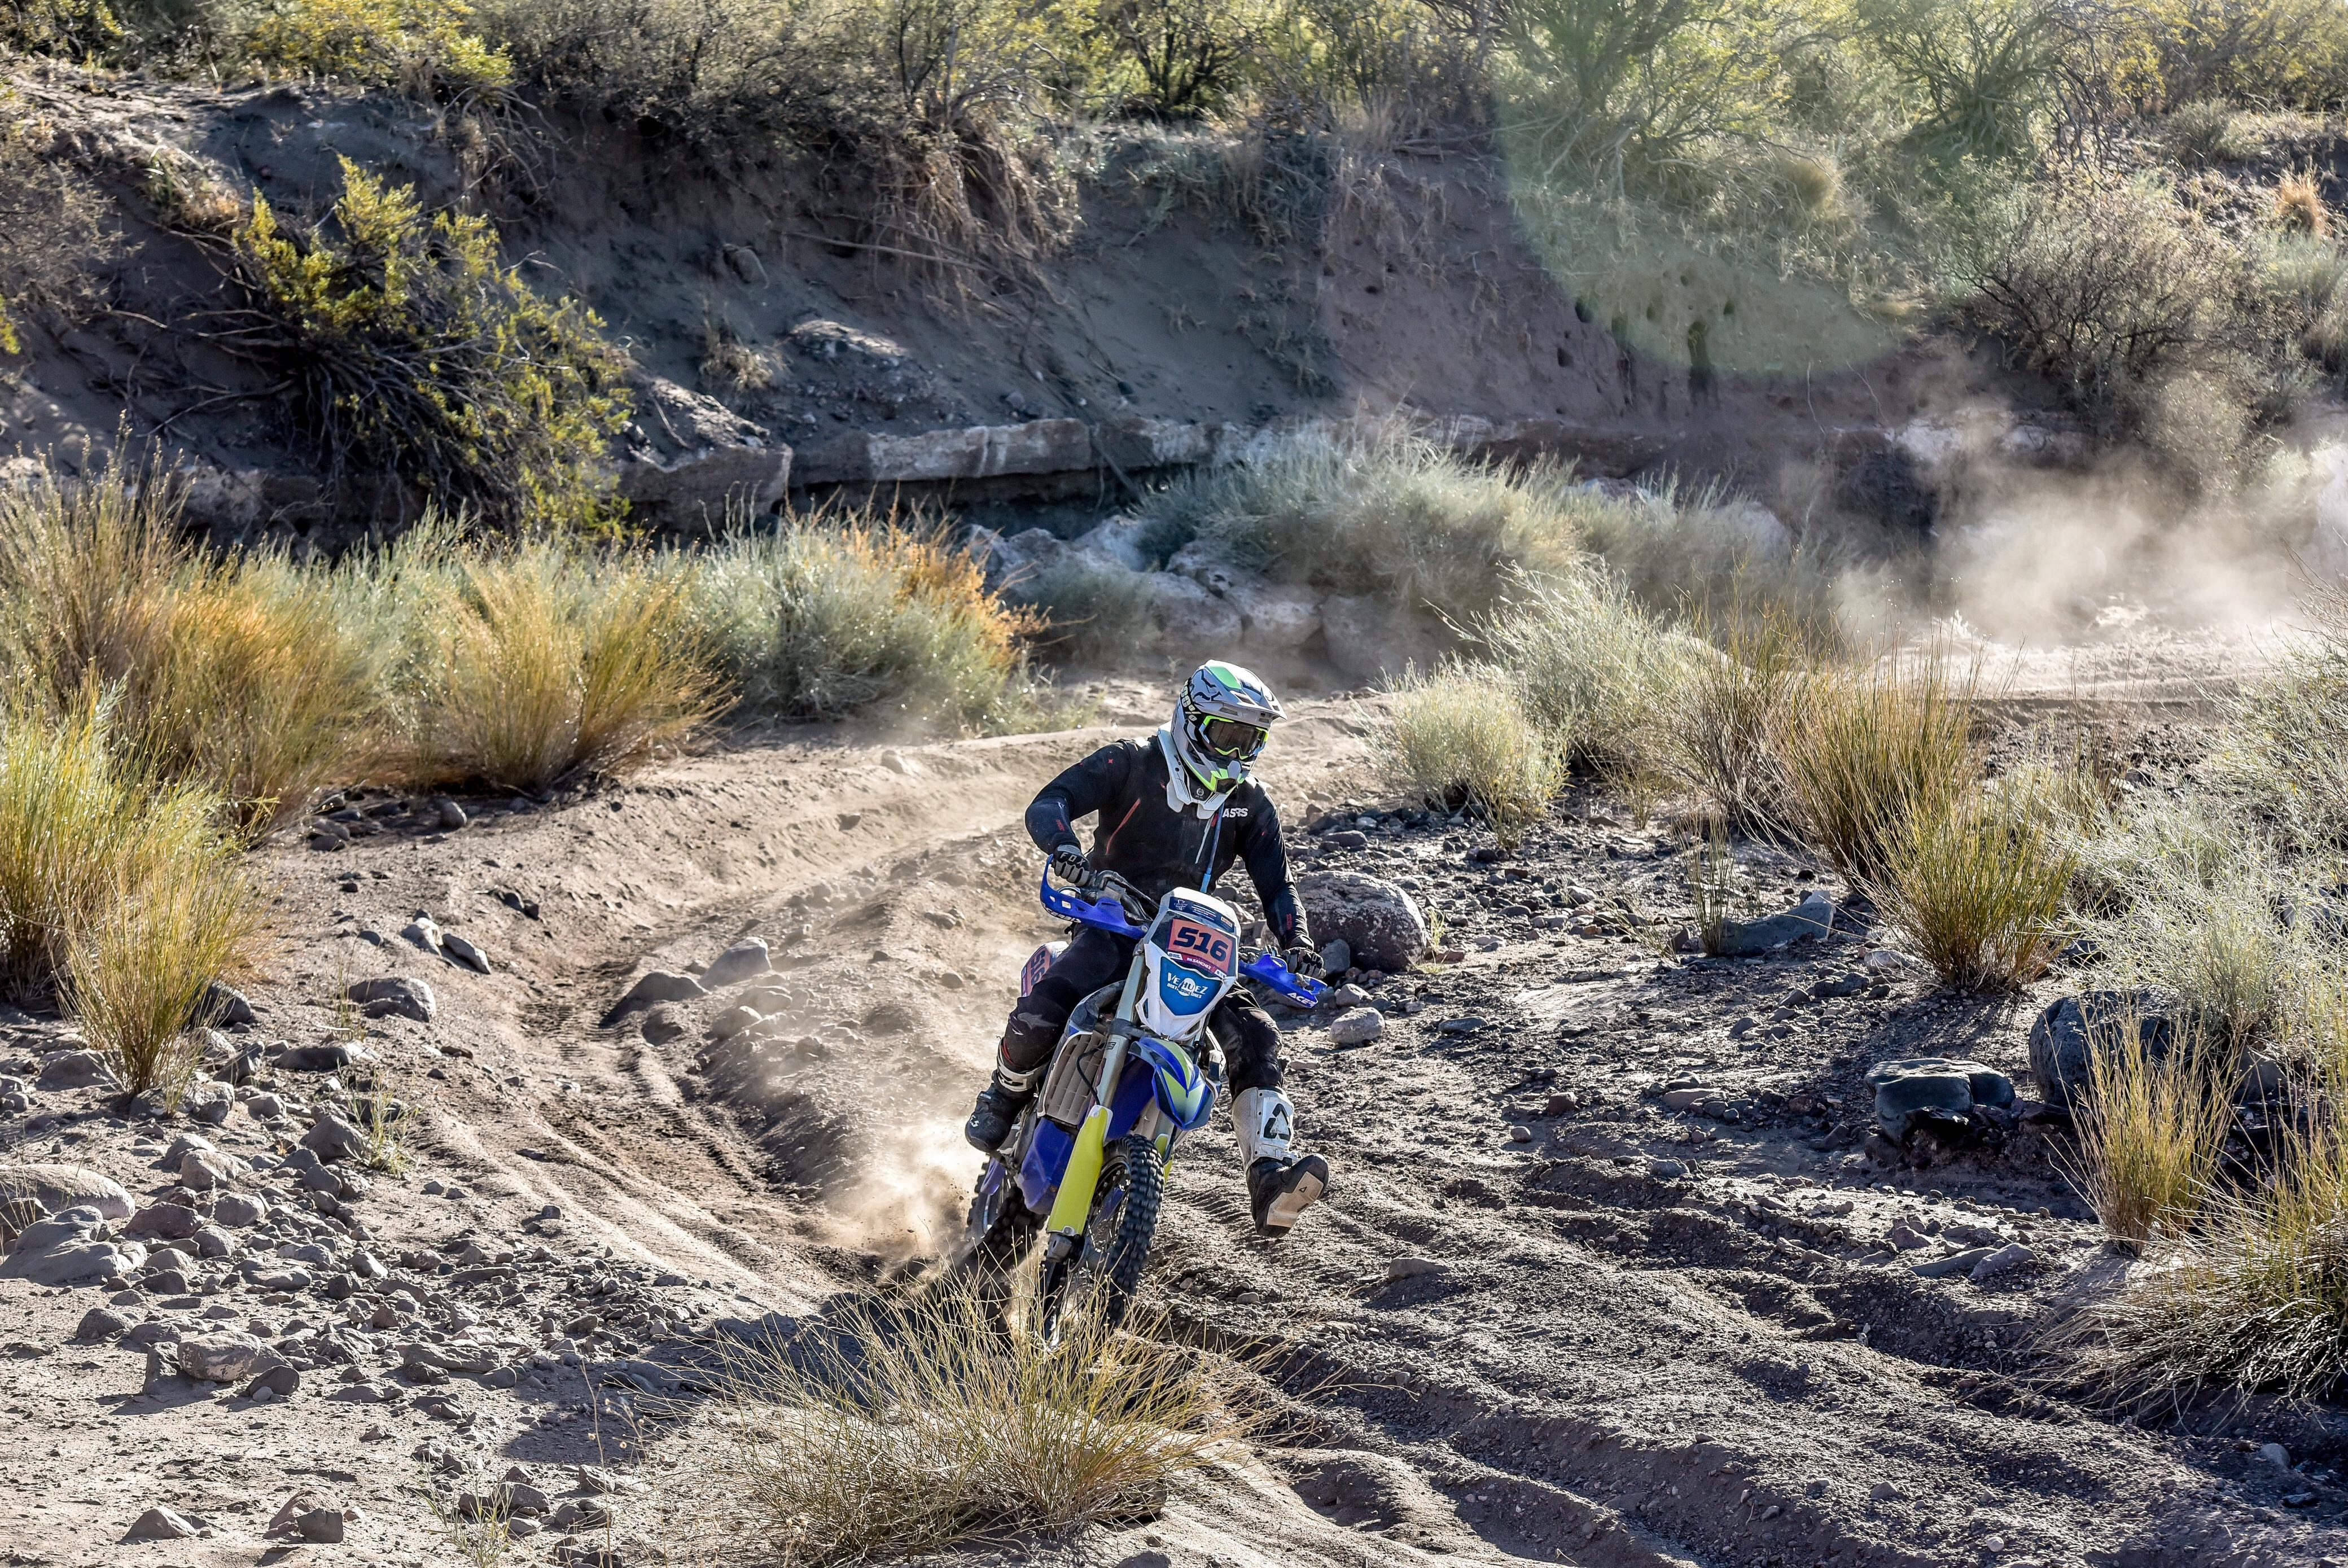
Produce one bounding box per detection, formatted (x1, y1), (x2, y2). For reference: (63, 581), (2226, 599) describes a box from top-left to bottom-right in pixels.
(1374, 664), (1563, 848)
(1133, 426), (1583, 627)
(696, 514), (1040, 733)
(1776, 654), (1979, 887)
(383, 531), (721, 792)
(2067, 1024), (2228, 1251)
(2065, 1120), (2348, 1401)
(0, 701), (263, 1097)
(1474, 567), (1687, 781)
(2220, 581), (2348, 852)
(1874, 773), (2077, 992)
(1656, 609), (1812, 832)
(0, 454), (381, 833)
(699, 1284), (1251, 1564)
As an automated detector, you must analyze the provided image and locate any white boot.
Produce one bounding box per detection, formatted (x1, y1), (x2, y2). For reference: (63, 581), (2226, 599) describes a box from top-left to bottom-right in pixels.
(1235, 1087), (1328, 1237)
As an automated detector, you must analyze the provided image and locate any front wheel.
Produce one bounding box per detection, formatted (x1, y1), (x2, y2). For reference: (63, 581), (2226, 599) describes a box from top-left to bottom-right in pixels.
(1035, 1133), (1163, 1342)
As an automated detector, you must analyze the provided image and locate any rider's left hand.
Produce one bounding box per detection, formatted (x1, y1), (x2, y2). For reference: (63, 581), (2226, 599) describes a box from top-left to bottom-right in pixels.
(1284, 945), (1325, 979)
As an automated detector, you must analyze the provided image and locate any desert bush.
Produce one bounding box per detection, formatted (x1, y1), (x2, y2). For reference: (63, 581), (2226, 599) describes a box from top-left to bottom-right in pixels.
(695, 513), (1040, 732)
(244, 0), (513, 100)
(2222, 583), (2348, 849)
(1852, 0), (2077, 167)
(2067, 1020), (2228, 1250)
(0, 700), (263, 1093)
(1016, 555), (1158, 668)
(1572, 481), (1848, 636)
(0, 455), (375, 832)
(1777, 654), (1979, 887)
(1874, 774), (2075, 991)
(1957, 174), (2257, 449)
(1134, 426), (1583, 627)
(0, 0), (121, 54)
(0, 106), (116, 350)
(2065, 1117), (2348, 1400)
(701, 1284), (1250, 1564)
(229, 157), (630, 528)
(2164, 98), (2260, 164)
(1375, 664), (1563, 848)
(1472, 567), (1686, 782)
(383, 534), (721, 792)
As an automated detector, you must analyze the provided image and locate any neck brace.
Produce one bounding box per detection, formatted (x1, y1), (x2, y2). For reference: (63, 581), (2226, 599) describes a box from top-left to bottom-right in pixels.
(1157, 725), (1231, 819)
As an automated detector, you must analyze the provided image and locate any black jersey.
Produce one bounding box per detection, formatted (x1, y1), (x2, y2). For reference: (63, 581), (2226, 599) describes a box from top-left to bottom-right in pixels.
(1023, 737), (1307, 948)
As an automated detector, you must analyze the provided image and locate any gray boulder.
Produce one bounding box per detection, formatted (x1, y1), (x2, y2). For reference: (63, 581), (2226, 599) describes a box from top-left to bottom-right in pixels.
(1145, 572), (1241, 647)
(126, 1202), (203, 1241)
(35, 1049), (116, 1092)
(345, 976), (435, 1023)
(277, 1041), (365, 1072)
(128, 1505), (199, 1541)
(211, 1193), (269, 1228)
(1328, 1008), (1385, 1046)
(1714, 891), (1845, 955)
(178, 1149), (249, 1192)
(2028, 991), (2173, 1111)
(617, 971), (706, 1010)
(1229, 580), (1321, 650)
(0, 1206), (147, 1285)
(181, 1081), (234, 1125)
(201, 981), (257, 1030)
(0, 1163), (133, 1224)
(703, 938), (773, 989)
(177, 1332), (283, 1383)
(1867, 1057), (2014, 1141)
(301, 1112), (368, 1164)
(1296, 871), (1429, 973)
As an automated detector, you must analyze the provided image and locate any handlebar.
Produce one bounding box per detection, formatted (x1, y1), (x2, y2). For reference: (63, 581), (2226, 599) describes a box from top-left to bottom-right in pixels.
(1037, 869), (1328, 1009)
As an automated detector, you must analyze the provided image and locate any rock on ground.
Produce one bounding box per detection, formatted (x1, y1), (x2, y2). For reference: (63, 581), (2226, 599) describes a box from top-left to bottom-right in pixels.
(346, 976), (437, 1023)
(2027, 991), (2172, 1111)
(0, 1163), (134, 1223)
(1297, 871), (1429, 973)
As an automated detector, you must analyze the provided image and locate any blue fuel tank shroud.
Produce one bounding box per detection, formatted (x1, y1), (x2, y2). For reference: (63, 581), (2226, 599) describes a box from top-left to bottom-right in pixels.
(1015, 1057), (1160, 1212)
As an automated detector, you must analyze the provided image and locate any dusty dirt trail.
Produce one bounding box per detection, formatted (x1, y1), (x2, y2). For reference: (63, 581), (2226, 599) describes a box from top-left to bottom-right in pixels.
(3, 654), (2338, 1567)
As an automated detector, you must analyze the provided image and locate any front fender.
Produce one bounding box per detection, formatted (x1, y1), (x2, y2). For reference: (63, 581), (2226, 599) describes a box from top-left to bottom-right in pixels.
(1132, 1035), (1214, 1132)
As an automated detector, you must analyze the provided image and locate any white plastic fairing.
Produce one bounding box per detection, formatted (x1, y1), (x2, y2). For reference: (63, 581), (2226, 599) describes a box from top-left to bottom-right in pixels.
(1137, 889), (1242, 1042)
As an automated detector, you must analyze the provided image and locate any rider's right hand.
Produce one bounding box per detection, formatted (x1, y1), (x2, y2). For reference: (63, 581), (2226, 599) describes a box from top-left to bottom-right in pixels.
(1048, 843), (1092, 887)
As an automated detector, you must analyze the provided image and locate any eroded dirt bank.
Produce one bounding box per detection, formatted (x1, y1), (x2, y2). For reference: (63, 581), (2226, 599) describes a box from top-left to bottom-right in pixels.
(2, 664), (2342, 1567)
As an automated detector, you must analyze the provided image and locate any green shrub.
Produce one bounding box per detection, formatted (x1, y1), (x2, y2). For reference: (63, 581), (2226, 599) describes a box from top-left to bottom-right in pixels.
(244, 0), (512, 99)
(231, 157), (631, 528)
(1017, 555), (1157, 668)
(1374, 664), (1563, 848)
(695, 514), (1041, 732)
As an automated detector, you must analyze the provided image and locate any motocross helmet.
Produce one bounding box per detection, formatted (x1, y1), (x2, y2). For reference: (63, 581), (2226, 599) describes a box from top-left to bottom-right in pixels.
(1172, 661), (1283, 795)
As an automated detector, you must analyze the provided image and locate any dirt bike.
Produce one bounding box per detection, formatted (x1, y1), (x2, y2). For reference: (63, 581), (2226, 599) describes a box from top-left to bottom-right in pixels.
(959, 866), (1324, 1337)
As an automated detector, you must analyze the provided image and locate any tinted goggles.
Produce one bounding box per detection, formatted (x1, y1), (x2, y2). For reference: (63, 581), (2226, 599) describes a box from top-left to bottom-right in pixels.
(1199, 717), (1268, 760)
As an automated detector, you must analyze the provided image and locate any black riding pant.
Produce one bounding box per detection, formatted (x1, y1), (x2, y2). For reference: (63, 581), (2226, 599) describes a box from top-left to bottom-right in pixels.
(999, 926), (1284, 1094)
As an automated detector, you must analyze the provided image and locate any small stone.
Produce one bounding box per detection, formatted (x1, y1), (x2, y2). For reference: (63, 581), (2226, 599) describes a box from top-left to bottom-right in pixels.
(1912, 1247), (1995, 1280)
(300, 1111), (367, 1164)
(1318, 938), (1353, 974)
(1506, 1124), (1534, 1143)
(242, 1093), (286, 1122)
(211, 1193), (268, 1228)
(442, 932), (492, 974)
(1646, 1158), (1688, 1180)
(75, 1307), (134, 1340)
(1328, 1008), (1384, 1046)
(125, 1202), (202, 1241)
(179, 1333), (282, 1383)
(345, 976), (436, 1023)
(617, 971), (707, 1010)
(1869, 1481), (1900, 1501)
(707, 1006), (762, 1042)
(2259, 1442), (2292, 1469)
(34, 1049), (116, 1092)
(1383, 1255), (1448, 1282)
(127, 1505), (198, 1541)
(703, 938), (773, 989)
(179, 1149), (247, 1192)
(296, 1507), (345, 1543)
(243, 1365), (301, 1398)
(431, 796), (468, 830)
(1970, 1242), (2038, 1282)
(202, 982), (258, 1029)
(641, 1005), (689, 1045)
(1661, 1087), (1716, 1111)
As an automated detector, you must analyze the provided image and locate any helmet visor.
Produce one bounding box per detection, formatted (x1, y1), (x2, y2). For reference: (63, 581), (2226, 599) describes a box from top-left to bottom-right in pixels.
(1199, 717), (1267, 762)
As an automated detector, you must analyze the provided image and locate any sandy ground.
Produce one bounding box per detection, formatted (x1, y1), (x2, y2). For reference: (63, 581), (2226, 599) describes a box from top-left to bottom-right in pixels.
(3, 634), (2343, 1567)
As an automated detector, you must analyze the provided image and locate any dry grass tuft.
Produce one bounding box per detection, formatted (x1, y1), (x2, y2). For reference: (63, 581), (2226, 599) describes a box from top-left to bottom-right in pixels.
(1659, 609), (1810, 833)
(388, 535), (722, 794)
(1777, 654), (1979, 888)
(1375, 665), (1563, 849)
(2064, 1116), (2348, 1402)
(1473, 567), (1687, 783)
(693, 1282), (1251, 1564)
(2066, 1023), (2228, 1251)
(695, 512), (1041, 733)
(0, 699), (264, 1094)
(1875, 774), (2077, 993)
(2274, 170), (2331, 238)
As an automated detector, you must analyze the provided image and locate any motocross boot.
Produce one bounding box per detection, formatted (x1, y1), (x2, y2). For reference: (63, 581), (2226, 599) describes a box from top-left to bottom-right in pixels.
(1234, 1086), (1329, 1237)
(963, 1062), (1040, 1153)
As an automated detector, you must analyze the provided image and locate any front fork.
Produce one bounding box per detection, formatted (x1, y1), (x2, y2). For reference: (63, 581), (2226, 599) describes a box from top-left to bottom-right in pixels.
(1042, 960), (1155, 1257)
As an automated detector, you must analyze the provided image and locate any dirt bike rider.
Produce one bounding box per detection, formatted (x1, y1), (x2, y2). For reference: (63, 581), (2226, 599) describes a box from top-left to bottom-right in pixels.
(963, 660), (1332, 1238)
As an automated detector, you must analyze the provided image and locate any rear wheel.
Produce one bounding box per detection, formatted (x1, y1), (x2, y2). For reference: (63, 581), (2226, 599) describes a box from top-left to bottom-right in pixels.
(1035, 1133), (1163, 1342)
(948, 1159), (1039, 1325)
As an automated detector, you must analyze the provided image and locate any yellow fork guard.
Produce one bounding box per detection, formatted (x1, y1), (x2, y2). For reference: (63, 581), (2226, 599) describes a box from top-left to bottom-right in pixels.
(1044, 1105), (1111, 1238)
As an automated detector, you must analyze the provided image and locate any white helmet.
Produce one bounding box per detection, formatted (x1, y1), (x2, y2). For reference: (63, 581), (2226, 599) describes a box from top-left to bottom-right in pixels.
(1170, 661), (1283, 796)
